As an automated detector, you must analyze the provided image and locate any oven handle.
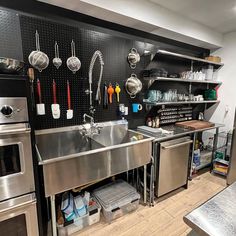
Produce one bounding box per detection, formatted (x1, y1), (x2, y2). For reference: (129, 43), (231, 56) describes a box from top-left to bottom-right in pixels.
(161, 140), (193, 150)
(0, 198), (36, 213)
(0, 128), (31, 136)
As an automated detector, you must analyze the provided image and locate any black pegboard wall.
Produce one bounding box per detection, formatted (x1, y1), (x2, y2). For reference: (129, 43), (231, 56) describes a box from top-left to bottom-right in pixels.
(20, 15), (148, 130)
(0, 9), (23, 60)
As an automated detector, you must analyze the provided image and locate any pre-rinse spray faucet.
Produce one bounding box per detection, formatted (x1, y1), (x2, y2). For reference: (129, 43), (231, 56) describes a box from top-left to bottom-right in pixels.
(85, 50), (104, 115)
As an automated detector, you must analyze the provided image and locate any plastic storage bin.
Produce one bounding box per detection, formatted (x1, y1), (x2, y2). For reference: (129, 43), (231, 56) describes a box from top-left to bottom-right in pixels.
(93, 180), (140, 223)
(57, 198), (101, 236)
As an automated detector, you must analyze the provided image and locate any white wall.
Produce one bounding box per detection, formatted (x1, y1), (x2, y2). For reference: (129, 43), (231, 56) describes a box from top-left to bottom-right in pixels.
(40, 0), (223, 49)
(205, 32), (236, 131)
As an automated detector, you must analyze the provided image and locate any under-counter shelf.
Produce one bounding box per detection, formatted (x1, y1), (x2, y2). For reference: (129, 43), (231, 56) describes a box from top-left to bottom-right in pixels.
(144, 76), (222, 85)
(143, 100), (220, 106)
(155, 49), (224, 69)
(212, 169), (227, 176)
(213, 158), (229, 166)
(195, 150), (212, 171)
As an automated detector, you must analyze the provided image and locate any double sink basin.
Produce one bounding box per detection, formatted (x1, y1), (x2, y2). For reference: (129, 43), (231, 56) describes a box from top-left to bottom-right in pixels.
(36, 120), (153, 197)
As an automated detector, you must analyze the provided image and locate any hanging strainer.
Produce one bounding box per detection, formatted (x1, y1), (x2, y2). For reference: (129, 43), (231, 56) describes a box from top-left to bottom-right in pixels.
(66, 40), (81, 74)
(28, 30), (49, 72)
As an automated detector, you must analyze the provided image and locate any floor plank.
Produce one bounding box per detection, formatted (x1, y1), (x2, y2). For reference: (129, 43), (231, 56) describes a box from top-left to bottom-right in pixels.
(74, 172), (227, 236)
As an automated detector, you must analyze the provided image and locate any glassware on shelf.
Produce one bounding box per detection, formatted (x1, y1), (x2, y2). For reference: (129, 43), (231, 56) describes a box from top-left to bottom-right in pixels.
(147, 90), (162, 102)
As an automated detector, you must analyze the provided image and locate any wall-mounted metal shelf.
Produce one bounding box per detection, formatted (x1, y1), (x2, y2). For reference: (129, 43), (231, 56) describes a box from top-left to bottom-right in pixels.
(143, 100), (220, 106)
(144, 77), (222, 85)
(155, 49), (224, 69)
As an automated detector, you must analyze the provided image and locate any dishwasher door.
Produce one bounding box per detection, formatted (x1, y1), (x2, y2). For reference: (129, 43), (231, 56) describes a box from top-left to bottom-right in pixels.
(157, 137), (192, 197)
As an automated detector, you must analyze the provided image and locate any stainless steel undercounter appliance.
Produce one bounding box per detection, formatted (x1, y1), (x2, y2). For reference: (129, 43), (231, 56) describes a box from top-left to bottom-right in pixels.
(155, 137), (192, 197)
(0, 76), (38, 236)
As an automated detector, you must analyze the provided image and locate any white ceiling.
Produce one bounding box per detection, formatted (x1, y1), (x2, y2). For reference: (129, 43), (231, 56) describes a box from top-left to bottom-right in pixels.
(39, 0), (225, 49)
(150, 0), (236, 33)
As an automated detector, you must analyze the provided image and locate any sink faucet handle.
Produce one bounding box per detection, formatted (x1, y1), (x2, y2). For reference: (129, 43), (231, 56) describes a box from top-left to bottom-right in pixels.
(89, 107), (96, 116)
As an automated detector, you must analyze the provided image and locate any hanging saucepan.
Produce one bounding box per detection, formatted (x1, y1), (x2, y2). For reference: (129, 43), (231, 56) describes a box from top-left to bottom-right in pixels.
(28, 30), (49, 72)
(125, 73), (142, 98)
(127, 48), (140, 69)
(66, 40), (81, 74)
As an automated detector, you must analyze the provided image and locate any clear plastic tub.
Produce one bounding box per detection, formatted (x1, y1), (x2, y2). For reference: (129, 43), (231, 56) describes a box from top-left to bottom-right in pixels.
(93, 180), (140, 223)
(102, 199), (139, 223)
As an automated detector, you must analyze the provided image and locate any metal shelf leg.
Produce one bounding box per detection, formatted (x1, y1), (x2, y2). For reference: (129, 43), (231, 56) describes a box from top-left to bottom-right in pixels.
(50, 195), (57, 236)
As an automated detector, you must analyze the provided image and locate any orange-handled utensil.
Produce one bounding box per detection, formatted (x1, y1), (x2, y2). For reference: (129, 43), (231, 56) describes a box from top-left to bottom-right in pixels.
(107, 83), (114, 104)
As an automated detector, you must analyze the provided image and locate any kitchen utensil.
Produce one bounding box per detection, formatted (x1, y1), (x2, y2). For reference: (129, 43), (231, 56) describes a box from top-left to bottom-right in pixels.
(66, 80), (73, 119)
(125, 73), (142, 98)
(36, 78), (45, 115)
(150, 68), (168, 77)
(132, 103), (142, 113)
(107, 83), (114, 104)
(51, 79), (60, 119)
(0, 57), (24, 74)
(28, 30), (49, 72)
(103, 82), (108, 109)
(66, 40), (81, 73)
(53, 41), (62, 69)
(27, 68), (35, 111)
(127, 48), (140, 69)
(115, 83), (121, 102)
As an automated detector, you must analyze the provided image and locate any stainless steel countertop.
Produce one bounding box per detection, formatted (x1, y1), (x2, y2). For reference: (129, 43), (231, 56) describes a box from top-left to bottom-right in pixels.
(184, 182), (236, 236)
(137, 123), (224, 142)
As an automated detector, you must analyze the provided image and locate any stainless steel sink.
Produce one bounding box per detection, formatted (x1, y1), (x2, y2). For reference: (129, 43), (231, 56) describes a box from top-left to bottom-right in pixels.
(36, 120), (153, 197)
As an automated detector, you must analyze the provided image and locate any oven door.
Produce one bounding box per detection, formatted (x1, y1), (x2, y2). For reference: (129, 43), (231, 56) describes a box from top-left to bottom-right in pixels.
(0, 124), (35, 201)
(0, 193), (39, 236)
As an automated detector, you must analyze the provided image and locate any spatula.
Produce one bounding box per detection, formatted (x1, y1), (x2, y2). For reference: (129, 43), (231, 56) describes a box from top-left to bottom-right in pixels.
(51, 79), (60, 119)
(66, 80), (73, 119)
(36, 78), (45, 115)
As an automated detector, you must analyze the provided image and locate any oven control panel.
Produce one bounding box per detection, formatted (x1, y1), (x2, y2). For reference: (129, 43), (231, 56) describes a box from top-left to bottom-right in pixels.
(0, 98), (28, 123)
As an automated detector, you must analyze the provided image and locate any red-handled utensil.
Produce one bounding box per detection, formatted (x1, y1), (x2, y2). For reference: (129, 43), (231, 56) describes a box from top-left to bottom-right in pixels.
(51, 79), (60, 119)
(37, 79), (42, 104)
(53, 79), (57, 104)
(36, 78), (45, 115)
(66, 80), (73, 119)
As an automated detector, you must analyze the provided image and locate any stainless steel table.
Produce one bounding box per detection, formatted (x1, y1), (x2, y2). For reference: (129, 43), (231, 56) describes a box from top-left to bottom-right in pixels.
(184, 182), (236, 236)
(138, 123), (224, 179)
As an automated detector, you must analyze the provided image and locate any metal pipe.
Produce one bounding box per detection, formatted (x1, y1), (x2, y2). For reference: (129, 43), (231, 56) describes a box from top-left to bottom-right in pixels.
(50, 195), (57, 236)
(144, 164), (147, 204)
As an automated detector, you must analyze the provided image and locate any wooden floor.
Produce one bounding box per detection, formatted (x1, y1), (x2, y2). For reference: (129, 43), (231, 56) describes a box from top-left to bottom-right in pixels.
(76, 172), (226, 236)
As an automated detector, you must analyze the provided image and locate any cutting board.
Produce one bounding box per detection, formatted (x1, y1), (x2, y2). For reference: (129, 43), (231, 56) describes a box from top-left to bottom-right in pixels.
(175, 120), (214, 130)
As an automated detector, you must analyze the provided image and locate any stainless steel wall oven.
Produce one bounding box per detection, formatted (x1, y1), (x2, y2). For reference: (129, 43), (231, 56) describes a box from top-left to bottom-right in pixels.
(0, 77), (38, 236)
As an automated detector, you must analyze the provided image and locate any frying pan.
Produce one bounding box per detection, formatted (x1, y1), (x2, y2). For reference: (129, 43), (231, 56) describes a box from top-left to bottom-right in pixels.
(0, 57), (24, 74)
